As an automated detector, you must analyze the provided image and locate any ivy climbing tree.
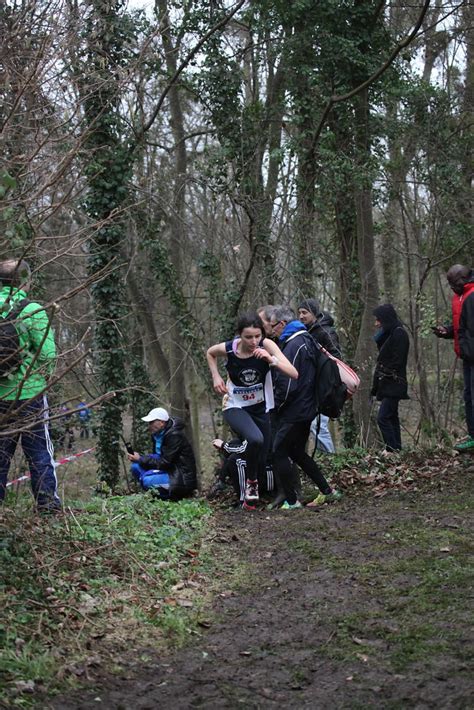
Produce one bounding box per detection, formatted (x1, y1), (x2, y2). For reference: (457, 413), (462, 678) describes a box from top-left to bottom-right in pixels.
(81, 0), (135, 489)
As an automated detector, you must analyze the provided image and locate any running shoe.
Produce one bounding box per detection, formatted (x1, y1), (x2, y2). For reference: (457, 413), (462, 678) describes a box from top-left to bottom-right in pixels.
(241, 500), (257, 511)
(453, 436), (474, 452)
(306, 490), (343, 508)
(245, 479), (259, 501)
(266, 492), (286, 510)
(281, 500), (303, 509)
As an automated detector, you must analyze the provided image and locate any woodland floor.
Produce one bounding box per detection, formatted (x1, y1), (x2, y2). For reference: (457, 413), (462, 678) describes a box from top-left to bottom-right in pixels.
(47, 455), (474, 710)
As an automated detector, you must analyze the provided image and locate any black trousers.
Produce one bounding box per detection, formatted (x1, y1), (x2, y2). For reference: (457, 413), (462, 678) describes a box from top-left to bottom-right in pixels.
(377, 397), (402, 451)
(272, 419), (332, 504)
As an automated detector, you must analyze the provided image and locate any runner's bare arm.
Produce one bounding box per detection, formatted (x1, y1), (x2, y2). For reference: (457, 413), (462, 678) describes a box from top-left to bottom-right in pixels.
(259, 338), (298, 379)
(206, 343), (229, 395)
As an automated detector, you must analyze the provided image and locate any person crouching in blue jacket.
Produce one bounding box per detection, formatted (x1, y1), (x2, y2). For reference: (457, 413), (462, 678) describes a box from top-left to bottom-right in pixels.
(127, 407), (197, 500)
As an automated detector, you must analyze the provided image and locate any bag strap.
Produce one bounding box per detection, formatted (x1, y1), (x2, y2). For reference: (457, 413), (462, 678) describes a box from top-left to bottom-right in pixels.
(311, 415), (322, 459)
(4, 298), (30, 321)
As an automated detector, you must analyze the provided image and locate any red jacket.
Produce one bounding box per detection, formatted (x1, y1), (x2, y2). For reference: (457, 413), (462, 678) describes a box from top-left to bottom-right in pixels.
(452, 281), (474, 358)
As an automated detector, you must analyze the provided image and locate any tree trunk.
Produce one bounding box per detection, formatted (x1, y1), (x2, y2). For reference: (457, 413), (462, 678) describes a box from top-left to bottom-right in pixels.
(459, 1), (473, 235)
(352, 87), (379, 445)
(82, 0), (130, 489)
(156, 0), (188, 422)
(126, 267), (171, 385)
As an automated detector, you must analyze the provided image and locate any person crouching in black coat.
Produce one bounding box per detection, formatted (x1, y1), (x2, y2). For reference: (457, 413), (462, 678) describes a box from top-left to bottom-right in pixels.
(371, 304), (409, 452)
(128, 407), (197, 500)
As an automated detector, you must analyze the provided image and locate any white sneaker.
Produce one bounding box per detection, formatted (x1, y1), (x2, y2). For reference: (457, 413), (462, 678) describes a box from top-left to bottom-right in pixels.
(245, 479), (259, 501)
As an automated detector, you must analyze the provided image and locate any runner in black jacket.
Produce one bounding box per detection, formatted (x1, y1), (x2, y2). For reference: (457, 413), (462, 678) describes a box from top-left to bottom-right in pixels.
(270, 306), (342, 509)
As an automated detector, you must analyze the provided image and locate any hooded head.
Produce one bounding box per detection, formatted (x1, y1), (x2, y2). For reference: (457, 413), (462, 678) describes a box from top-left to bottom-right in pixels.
(373, 304), (400, 329)
(0, 259), (31, 291)
(446, 264), (471, 295)
(298, 298), (321, 319)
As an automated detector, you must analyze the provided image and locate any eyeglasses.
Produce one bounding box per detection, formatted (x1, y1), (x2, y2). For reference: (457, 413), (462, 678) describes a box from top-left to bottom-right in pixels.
(270, 320), (282, 328)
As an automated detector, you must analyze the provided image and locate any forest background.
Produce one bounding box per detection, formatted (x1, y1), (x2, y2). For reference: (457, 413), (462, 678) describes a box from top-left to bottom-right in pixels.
(1, 0), (472, 490)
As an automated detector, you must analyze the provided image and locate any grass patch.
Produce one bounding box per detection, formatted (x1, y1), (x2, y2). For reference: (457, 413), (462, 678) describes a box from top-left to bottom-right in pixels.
(319, 487), (474, 673)
(0, 494), (213, 706)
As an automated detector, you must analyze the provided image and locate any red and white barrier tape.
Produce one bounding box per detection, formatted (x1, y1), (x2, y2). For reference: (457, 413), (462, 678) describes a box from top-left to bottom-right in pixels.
(6, 447), (96, 487)
(55, 447), (95, 466)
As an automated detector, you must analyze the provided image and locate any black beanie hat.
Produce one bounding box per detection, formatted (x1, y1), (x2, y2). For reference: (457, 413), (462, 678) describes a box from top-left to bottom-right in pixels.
(298, 298), (321, 318)
(373, 303), (399, 327)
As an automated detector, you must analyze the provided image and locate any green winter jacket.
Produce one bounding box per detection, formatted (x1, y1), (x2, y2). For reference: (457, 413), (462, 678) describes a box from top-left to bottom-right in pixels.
(0, 287), (56, 401)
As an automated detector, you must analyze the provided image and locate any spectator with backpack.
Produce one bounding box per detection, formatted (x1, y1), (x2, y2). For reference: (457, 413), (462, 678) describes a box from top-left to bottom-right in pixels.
(371, 304), (409, 452)
(0, 259), (60, 512)
(298, 298), (342, 453)
(269, 305), (342, 509)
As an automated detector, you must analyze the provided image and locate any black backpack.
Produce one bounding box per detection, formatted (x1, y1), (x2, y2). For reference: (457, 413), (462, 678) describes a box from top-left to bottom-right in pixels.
(0, 299), (30, 378)
(310, 339), (347, 419)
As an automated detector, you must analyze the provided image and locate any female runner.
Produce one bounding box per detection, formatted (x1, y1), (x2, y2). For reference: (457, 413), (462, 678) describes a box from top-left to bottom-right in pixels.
(206, 312), (298, 509)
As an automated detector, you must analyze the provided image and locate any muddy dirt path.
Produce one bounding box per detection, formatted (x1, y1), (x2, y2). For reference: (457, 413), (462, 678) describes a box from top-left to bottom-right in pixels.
(51, 470), (473, 709)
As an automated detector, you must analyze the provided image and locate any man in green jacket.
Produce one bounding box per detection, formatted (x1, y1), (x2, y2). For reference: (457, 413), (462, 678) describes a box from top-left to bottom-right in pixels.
(0, 259), (60, 512)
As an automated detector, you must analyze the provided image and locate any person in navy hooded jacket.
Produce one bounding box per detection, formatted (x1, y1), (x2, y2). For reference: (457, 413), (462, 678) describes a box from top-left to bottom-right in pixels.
(270, 305), (342, 509)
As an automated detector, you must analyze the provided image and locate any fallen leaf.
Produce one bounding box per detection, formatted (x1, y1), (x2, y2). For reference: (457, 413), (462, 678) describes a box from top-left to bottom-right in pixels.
(177, 599), (193, 608)
(13, 680), (35, 693)
(197, 620), (212, 628)
(171, 582), (185, 592)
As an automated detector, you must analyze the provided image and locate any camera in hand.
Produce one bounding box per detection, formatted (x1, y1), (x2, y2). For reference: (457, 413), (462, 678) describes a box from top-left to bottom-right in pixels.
(125, 442), (134, 455)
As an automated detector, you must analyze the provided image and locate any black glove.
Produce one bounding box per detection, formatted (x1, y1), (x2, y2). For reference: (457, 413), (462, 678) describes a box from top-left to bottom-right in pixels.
(140, 454), (161, 471)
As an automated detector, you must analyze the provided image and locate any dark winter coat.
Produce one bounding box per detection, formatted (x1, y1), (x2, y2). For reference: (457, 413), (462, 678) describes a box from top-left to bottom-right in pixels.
(273, 321), (317, 423)
(371, 305), (410, 400)
(457, 275), (474, 362)
(307, 312), (342, 358)
(141, 418), (197, 500)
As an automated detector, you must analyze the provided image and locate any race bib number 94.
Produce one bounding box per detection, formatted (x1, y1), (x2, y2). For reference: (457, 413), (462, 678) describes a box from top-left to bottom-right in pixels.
(232, 383), (264, 406)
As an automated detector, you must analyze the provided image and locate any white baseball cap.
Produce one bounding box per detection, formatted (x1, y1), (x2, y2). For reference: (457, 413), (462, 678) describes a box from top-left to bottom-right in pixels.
(141, 407), (170, 422)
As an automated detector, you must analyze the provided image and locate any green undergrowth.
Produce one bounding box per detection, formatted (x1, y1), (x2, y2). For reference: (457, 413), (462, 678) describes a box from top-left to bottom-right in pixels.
(0, 495), (213, 706)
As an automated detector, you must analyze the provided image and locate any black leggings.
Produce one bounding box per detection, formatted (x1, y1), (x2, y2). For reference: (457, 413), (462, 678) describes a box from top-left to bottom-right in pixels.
(223, 407), (271, 486)
(272, 419), (332, 504)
